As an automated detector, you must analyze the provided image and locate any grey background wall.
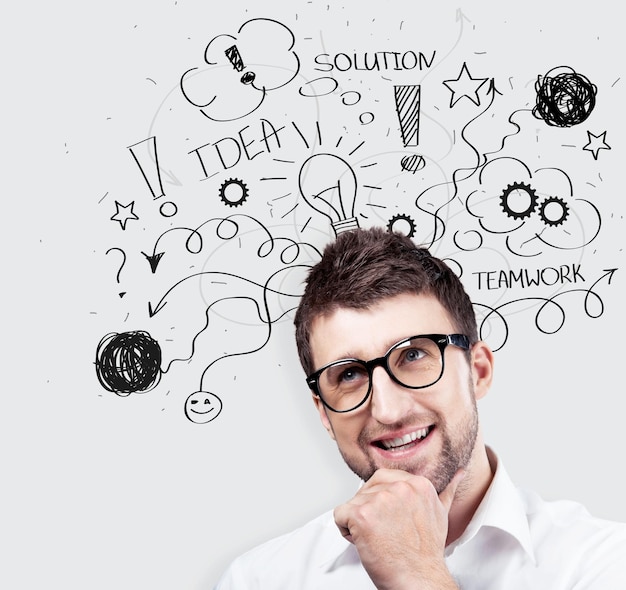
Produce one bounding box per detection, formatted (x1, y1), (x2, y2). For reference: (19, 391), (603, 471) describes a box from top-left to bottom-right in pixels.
(2, 1), (624, 588)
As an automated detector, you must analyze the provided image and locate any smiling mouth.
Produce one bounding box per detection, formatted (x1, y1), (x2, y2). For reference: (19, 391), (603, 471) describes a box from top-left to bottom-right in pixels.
(191, 407), (215, 415)
(374, 426), (434, 451)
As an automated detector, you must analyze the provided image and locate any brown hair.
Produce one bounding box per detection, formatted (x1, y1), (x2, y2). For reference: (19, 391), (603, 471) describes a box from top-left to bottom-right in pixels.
(293, 227), (478, 375)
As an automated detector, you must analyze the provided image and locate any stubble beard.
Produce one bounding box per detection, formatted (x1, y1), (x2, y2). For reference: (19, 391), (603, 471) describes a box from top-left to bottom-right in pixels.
(338, 398), (479, 494)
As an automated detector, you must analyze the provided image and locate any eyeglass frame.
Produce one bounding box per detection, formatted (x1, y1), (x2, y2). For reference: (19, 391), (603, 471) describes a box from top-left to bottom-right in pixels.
(306, 333), (471, 413)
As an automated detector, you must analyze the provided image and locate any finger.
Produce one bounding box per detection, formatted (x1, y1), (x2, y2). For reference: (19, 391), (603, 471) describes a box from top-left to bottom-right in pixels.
(333, 505), (355, 544)
(438, 468), (466, 512)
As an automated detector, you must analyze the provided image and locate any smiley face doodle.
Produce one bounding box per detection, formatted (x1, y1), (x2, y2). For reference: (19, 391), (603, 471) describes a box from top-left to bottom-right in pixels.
(184, 390), (223, 424)
(180, 18), (300, 122)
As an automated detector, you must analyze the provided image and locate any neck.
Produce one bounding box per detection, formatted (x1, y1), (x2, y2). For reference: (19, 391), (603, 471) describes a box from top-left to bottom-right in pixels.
(446, 439), (494, 545)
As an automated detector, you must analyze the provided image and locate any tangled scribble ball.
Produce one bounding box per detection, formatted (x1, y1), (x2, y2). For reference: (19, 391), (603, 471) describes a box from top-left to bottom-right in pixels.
(533, 66), (597, 127)
(95, 331), (162, 395)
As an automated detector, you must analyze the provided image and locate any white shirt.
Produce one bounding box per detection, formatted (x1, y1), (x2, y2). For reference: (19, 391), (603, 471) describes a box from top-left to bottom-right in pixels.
(214, 452), (626, 589)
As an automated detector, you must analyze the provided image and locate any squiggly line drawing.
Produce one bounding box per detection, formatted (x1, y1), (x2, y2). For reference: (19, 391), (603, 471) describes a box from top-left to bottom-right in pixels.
(411, 76), (505, 248)
(475, 268), (617, 350)
(141, 214), (322, 274)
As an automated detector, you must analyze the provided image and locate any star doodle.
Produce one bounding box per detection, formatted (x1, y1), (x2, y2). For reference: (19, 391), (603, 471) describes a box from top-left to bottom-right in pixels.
(110, 200), (139, 230)
(582, 130), (611, 160)
(443, 62), (489, 107)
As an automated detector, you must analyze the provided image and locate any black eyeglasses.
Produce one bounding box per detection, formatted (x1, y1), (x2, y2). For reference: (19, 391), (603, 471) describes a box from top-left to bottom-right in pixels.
(306, 333), (470, 413)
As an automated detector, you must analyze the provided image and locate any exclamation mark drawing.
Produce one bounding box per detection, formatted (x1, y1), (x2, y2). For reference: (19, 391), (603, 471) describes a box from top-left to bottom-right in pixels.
(394, 85), (421, 147)
(128, 136), (165, 200)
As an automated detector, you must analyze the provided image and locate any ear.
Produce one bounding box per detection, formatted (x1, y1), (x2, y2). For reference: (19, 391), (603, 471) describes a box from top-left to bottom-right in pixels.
(312, 394), (336, 440)
(470, 341), (494, 401)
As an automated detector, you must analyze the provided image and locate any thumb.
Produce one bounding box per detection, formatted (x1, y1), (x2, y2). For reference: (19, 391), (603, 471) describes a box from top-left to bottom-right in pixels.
(438, 468), (466, 512)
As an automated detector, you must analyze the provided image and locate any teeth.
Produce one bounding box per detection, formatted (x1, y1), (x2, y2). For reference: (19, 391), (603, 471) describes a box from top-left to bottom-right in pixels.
(380, 427), (430, 450)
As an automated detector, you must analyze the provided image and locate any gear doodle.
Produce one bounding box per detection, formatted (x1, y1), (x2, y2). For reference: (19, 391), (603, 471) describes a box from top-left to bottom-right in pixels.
(387, 213), (416, 238)
(499, 182), (539, 220)
(538, 196), (569, 227)
(219, 178), (249, 207)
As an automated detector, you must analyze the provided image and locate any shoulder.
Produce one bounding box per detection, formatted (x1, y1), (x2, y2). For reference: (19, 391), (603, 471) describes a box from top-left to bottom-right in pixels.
(522, 486), (626, 540)
(520, 487), (626, 581)
(214, 509), (344, 589)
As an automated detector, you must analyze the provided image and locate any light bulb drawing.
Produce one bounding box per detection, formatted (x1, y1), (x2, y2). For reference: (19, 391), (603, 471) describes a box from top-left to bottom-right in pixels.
(298, 153), (360, 235)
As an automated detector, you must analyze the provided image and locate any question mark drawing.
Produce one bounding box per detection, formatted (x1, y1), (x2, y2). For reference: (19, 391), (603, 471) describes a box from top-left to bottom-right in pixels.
(106, 247), (127, 298)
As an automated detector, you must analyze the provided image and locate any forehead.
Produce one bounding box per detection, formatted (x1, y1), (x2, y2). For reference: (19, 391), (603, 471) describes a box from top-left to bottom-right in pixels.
(309, 293), (456, 367)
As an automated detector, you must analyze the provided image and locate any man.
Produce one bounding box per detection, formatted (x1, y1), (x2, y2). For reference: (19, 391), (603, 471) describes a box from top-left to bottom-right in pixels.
(215, 227), (626, 589)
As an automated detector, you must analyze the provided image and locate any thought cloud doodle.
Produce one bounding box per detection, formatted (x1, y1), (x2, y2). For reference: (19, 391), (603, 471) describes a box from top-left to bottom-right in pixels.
(464, 156), (602, 257)
(180, 18), (300, 122)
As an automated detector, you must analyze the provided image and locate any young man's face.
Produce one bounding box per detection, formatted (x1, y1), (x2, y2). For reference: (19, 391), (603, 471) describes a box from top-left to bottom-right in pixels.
(308, 292), (493, 491)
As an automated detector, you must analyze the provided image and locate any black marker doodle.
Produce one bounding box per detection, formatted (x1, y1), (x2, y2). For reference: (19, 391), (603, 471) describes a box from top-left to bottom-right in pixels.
(184, 390), (223, 424)
(298, 153), (360, 235)
(476, 268), (617, 351)
(180, 18), (300, 122)
(95, 331), (162, 395)
(128, 137), (165, 200)
(406, 75), (502, 249)
(582, 130), (611, 160)
(533, 66), (597, 127)
(400, 154), (426, 174)
(387, 213), (416, 238)
(499, 182), (539, 220)
(93, 11), (621, 427)
(394, 85), (421, 146)
(443, 62), (489, 107)
(466, 157), (602, 257)
(105, 247), (127, 298)
(538, 197), (569, 227)
(110, 201), (139, 230)
(219, 178), (249, 207)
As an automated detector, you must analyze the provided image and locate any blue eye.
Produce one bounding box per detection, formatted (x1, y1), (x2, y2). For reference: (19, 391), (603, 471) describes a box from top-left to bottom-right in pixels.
(338, 365), (366, 383)
(403, 348), (426, 363)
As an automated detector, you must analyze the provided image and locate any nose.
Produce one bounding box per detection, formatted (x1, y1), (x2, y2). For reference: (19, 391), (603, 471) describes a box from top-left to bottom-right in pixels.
(368, 365), (413, 424)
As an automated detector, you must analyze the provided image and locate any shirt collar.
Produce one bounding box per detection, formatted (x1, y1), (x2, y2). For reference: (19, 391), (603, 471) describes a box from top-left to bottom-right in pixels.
(446, 447), (536, 563)
(320, 447), (536, 572)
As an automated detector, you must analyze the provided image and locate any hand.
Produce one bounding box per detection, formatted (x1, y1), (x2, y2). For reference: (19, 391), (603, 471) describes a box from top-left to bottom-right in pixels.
(333, 468), (465, 590)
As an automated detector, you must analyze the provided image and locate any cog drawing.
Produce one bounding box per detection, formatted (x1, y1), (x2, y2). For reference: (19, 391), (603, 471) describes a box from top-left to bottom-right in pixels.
(387, 213), (416, 238)
(538, 196), (569, 227)
(219, 178), (249, 207)
(499, 182), (539, 220)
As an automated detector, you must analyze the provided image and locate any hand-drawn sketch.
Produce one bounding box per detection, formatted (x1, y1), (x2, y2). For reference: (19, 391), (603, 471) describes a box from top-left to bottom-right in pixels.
(532, 66), (597, 127)
(180, 18), (300, 122)
(94, 10), (620, 425)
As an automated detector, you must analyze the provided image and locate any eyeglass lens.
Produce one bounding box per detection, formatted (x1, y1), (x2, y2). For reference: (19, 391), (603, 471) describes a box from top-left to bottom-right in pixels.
(317, 336), (444, 412)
